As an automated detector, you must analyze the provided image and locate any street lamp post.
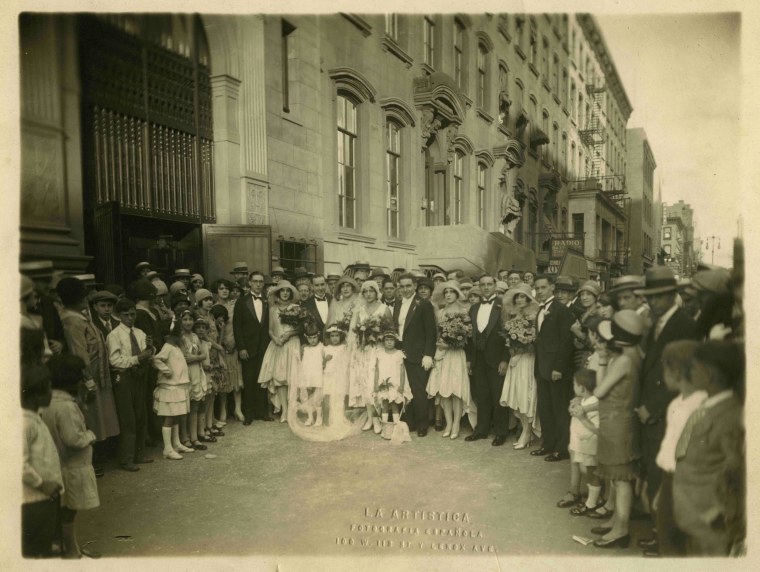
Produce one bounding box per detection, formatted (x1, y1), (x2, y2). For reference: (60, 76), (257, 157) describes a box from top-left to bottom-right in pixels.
(704, 235), (720, 265)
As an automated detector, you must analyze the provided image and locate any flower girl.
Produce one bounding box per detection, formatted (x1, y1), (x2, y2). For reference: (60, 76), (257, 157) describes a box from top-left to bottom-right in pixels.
(295, 320), (326, 427)
(322, 325), (349, 425)
(373, 330), (412, 429)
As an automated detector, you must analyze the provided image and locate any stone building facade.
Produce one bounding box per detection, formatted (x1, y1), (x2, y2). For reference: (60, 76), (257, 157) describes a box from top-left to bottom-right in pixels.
(625, 128), (657, 274)
(19, 12), (635, 283)
(662, 200), (696, 277)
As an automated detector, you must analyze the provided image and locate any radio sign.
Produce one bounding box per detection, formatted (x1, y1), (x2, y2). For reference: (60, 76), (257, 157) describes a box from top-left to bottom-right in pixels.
(551, 237), (584, 258)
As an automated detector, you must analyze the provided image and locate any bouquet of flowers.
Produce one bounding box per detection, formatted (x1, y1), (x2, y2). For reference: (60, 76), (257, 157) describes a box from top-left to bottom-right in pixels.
(279, 303), (310, 328)
(334, 309), (353, 334)
(352, 315), (389, 349)
(504, 315), (537, 352)
(438, 312), (472, 349)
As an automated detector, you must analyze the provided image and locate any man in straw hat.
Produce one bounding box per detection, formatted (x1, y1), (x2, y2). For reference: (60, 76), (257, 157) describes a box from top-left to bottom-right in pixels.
(233, 270), (272, 424)
(230, 261), (249, 283)
(271, 266), (287, 285)
(633, 266), (699, 546)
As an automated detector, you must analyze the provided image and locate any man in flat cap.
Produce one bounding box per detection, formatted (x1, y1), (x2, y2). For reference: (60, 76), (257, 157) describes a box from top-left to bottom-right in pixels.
(91, 290), (120, 340)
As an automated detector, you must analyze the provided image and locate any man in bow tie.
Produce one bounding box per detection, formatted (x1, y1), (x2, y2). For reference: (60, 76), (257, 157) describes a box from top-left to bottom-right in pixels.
(381, 279), (397, 308)
(301, 274), (332, 332)
(531, 275), (575, 462)
(465, 275), (510, 446)
(233, 271), (272, 424)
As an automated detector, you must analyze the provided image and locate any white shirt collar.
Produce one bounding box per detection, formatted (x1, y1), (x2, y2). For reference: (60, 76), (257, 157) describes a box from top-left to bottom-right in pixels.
(541, 296), (554, 307)
(702, 389), (733, 409)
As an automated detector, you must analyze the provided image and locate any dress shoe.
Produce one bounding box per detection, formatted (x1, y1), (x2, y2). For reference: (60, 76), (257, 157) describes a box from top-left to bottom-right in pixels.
(434, 419), (445, 431)
(530, 447), (551, 456)
(176, 443), (195, 453)
(637, 537), (658, 549)
(591, 526), (612, 535)
(134, 457), (154, 465)
(464, 432), (488, 442)
(417, 427), (428, 437)
(120, 463), (140, 472)
(163, 450), (183, 460)
(593, 534), (630, 549)
(545, 452), (570, 462)
(642, 549), (660, 558)
(243, 418), (253, 426)
(190, 442), (207, 451)
(491, 436), (507, 446)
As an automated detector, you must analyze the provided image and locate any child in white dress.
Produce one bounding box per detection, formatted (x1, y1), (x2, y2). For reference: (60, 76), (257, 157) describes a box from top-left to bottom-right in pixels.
(296, 322), (326, 427)
(373, 331), (412, 429)
(323, 325), (348, 426)
(557, 368), (602, 515)
(151, 331), (193, 460)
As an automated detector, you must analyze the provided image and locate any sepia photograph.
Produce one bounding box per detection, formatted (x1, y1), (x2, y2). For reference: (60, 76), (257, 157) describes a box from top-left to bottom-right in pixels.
(4, 0), (755, 569)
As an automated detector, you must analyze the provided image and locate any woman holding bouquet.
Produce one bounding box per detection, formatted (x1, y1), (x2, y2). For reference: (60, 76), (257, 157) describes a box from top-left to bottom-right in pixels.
(326, 276), (360, 330)
(258, 280), (305, 422)
(346, 280), (392, 431)
(426, 280), (472, 439)
(499, 283), (541, 449)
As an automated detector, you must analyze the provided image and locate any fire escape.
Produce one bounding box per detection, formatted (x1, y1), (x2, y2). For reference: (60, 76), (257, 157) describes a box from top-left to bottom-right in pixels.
(575, 79), (630, 272)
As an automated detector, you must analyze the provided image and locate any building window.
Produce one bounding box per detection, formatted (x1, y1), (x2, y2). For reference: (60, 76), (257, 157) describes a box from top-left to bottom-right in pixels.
(528, 191), (538, 251)
(561, 132), (567, 177)
(281, 19), (296, 113)
(561, 208), (568, 232)
(454, 19), (465, 89)
(385, 14), (399, 41)
(477, 42), (488, 109)
(664, 227), (672, 240)
(477, 162), (487, 228)
(570, 82), (577, 121)
(423, 16), (435, 67)
(385, 121), (401, 238)
(570, 141), (576, 178)
(572, 213), (584, 238)
(451, 151), (464, 225)
(279, 240), (317, 275)
(552, 54), (559, 94)
(541, 37), (549, 76)
(541, 110), (549, 161)
(578, 147), (584, 178)
(530, 30), (538, 68)
(562, 68), (568, 108)
(337, 94), (357, 228)
(552, 122), (559, 167)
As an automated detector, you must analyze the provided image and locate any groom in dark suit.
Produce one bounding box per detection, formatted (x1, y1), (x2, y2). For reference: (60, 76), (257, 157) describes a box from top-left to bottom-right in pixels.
(465, 275), (510, 446)
(531, 274), (575, 461)
(233, 271), (272, 424)
(300, 274), (332, 332)
(393, 273), (437, 436)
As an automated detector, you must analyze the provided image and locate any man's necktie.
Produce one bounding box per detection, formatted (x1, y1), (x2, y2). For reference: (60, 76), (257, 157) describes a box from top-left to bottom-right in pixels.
(105, 321), (112, 333)
(129, 328), (141, 356)
(675, 406), (706, 459)
(314, 297), (326, 302)
(482, 298), (494, 305)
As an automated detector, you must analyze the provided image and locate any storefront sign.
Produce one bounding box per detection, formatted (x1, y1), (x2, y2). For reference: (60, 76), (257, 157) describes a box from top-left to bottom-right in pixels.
(550, 237), (584, 258)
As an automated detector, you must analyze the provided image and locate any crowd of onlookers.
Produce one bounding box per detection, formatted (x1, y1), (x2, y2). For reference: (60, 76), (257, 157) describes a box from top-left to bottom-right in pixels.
(19, 248), (745, 558)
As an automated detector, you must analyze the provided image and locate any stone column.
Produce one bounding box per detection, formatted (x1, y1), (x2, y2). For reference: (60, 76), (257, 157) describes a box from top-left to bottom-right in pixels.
(210, 74), (241, 224)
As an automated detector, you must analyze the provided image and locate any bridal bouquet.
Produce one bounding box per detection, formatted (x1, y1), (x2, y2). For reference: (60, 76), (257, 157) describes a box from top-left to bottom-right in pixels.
(352, 315), (389, 349)
(438, 312), (472, 349)
(279, 303), (310, 328)
(505, 315), (537, 352)
(333, 308), (354, 334)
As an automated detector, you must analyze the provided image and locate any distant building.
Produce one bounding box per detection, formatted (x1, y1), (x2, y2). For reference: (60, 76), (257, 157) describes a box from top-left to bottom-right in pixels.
(661, 200), (695, 277)
(625, 128), (656, 273)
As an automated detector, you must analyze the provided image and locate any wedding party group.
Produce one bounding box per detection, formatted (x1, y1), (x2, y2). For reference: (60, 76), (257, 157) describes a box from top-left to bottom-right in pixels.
(20, 256), (745, 559)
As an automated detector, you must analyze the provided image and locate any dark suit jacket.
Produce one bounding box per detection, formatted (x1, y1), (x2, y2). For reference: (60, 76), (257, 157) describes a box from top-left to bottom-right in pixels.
(673, 395), (744, 535)
(534, 298), (575, 380)
(135, 307), (165, 351)
(468, 299), (508, 369)
(301, 294), (332, 332)
(233, 293), (271, 356)
(92, 316), (120, 342)
(640, 307), (699, 423)
(393, 295), (436, 365)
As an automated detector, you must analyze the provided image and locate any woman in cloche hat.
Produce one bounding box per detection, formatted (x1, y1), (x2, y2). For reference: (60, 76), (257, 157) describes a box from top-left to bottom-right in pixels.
(587, 309), (645, 549)
(499, 283), (541, 449)
(257, 280), (302, 422)
(426, 280), (472, 440)
(570, 280), (602, 369)
(326, 275), (360, 328)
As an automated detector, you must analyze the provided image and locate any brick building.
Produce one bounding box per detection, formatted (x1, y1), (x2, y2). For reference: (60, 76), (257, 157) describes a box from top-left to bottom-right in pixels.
(19, 13), (636, 284)
(625, 128), (657, 274)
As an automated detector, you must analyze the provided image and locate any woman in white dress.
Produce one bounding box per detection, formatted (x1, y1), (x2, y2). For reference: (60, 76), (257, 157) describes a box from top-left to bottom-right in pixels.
(346, 280), (392, 431)
(426, 280), (472, 439)
(257, 280), (302, 422)
(326, 276), (360, 329)
(499, 283), (541, 449)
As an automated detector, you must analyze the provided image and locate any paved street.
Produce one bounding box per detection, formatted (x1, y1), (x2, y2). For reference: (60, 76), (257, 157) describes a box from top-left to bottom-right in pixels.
(76, 417), (653, 568)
